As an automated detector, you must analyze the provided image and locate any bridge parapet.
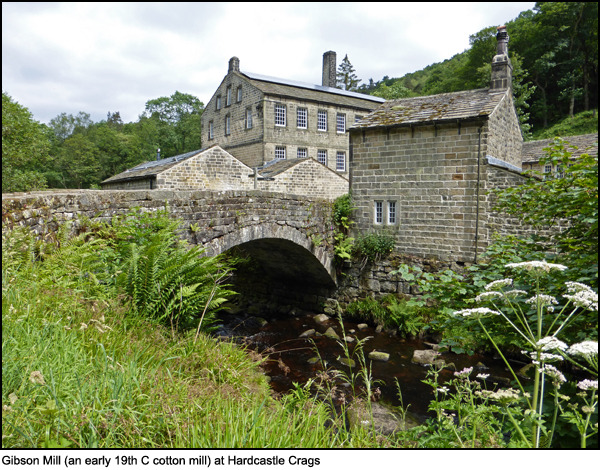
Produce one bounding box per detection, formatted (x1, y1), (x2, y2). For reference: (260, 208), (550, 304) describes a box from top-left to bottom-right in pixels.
(2, 189), (338, 285)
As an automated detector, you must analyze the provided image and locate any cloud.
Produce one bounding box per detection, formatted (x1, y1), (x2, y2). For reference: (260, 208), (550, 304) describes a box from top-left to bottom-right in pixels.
(2, 2), (536, 124)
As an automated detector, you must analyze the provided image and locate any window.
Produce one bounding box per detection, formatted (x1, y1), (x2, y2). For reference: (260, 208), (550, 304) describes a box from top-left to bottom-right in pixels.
(237, 86), (243, 103)
(275, 104), (286, 127)
(225, 114), (231, 136)
(317, 150), (327, 166)
(226, 86), (232, 106)
(208, 121), (214, 139)
(543, 164), (552, 180)
(317, 110), (327, 131)
(388, 201), (397, 225)
(216, 95), (222, 110)
(245, 108), (252, 129)
(336, 113), (346, 133)
(374, 201), (383, 224)
(275, 146), (286, 160)
(336, 151), (346, 172)
(297, 107), (307, 129)
(297, 148), (307, 159)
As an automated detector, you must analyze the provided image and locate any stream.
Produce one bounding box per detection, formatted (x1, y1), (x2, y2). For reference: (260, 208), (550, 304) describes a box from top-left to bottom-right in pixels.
(214, 308), (517, 424)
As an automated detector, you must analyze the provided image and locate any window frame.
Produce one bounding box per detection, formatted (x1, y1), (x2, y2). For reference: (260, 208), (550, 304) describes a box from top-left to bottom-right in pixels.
(336, 113), (346, 133)
(236, 86), (243, 103)
(224, 114), (231, 136)
(336, 151), (346, 172)
(374, 201), (384, 225)
(245, 107), (253, 129)
(317, 110), (327, 131)
(297, 107), (308, 129)
(275, 146), (286, 160)
(275, 104), (287, 127)
(387, 201), (397, 225)
(208, 120), (214, 140)
(317, 149), (327, 166)
(297, 148), (307, 159)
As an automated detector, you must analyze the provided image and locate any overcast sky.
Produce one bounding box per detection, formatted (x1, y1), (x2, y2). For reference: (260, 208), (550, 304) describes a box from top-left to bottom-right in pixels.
(3, 2), (536, 124)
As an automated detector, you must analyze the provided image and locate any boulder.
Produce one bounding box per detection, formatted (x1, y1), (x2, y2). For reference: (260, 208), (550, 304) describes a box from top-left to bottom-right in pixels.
(346, 401), (419, 435)
(338, 357), (356, 368)
(313, 314), (330, 324)
(299, 329), (315, 338)
(412, 349), (441, 365)
(368, 350), (390, 362)
(324, 327), (340, 340)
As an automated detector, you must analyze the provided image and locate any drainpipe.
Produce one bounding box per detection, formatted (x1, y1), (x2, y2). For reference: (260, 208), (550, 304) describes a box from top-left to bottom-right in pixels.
(474, 127), (482, 263)
(253, 167), (258, 189)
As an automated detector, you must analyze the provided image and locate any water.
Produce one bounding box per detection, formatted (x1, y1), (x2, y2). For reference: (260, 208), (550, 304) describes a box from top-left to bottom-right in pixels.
(215, 309), (516, 422)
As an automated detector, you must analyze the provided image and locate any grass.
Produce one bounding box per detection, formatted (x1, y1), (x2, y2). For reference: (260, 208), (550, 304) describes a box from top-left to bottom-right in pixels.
(1, 226), (408, 448)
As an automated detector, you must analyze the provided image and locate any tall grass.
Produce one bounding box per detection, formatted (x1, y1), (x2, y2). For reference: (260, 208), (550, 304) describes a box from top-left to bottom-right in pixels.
(2, 222), (407, 448)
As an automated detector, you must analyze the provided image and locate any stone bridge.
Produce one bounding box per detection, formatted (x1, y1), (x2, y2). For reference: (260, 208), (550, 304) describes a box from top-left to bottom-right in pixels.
(2, 190), (338, 294)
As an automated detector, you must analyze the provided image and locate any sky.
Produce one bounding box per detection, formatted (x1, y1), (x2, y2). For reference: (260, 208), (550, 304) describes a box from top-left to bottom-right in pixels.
(2, 2), (536, 125)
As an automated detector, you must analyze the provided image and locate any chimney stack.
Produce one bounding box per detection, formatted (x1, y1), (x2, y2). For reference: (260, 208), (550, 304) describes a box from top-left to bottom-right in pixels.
(228, 56), (240, 74)
(490, 25), (512, 91)
(322, 51), (337, 88)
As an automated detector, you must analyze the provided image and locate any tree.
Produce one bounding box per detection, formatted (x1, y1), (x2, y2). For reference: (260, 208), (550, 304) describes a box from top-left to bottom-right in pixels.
(2, 92), (50, 192)
(54, 133), (101, 188)
(143, 91), (204, 156)
(372, 81), (411, 100)
(336, 55), (362, 92)
(493, 138), (598, 285)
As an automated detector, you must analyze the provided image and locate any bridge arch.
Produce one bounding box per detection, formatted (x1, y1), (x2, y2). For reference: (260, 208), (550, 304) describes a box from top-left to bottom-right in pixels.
(203, 222), (337, 288)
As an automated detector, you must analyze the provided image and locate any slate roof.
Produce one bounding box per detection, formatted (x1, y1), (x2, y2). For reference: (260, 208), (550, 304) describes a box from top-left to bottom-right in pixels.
(350, 88), (508, 129)
(522, 133), (598, 163)
(238, 71), (384, 110)
(256, 156), (344, 179)
(101, 148), (208, 184)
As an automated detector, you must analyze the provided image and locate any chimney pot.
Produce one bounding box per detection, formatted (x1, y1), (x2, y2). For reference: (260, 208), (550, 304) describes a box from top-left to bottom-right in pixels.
(228, 56), (240, 73)
(490, 25), (512, 91)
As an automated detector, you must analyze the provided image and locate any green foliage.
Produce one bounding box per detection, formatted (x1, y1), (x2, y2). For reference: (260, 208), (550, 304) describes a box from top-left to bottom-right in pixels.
(336, 54), (361, 92)
(531, 110), (599, 141)
(331, 193), (355, 262)
(345, 294), (428, 338)
(353, 232), (395, 266)
(2, 92), (50, 192)
(493, 138), (598, 287)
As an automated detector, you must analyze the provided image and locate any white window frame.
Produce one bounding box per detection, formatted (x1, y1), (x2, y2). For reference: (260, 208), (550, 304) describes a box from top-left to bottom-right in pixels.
(374, 201), (383, 225)
(317, 110), (327, 131)
(226, 86), (232, 106)
(317, 149), (327, 166)
(225, 114), (231, 136)
(208, 121), (214, 139)
(336, 151), (346, 172)
(216, 95), (222, 110)
(237, 86), (243, 103)
(245, 108), (253, 129)
(275, 146), (286, 160)
(297, 148), (307, 159)
(275, 104), (286, 127)
(297, 107), (307, 129)
(388, 201), (397, 225)
(336, 113), (346, 133)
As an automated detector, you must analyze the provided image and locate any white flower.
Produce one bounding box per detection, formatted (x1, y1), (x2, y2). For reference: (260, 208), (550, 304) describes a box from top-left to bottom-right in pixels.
(503, 289), (528, 298)
(536, 336), (568, 352)
(437, 386), (449, 394)
(453, 307), (502, 317)
(523, 350), (564, 362)
(506, 261), (568, 273)
(454, 367), (473, 379)
(475, 291), (503, 302)
(541, 364), (566, 387)
(527, 294), (559, 312)
(567, 341), (598, 358)
(565, 282), (596, 295)
(577, 379), (598, 391)
(564, 288), (598, 312)
(476, 373), (490, 380)
(485, 279), (513, 291)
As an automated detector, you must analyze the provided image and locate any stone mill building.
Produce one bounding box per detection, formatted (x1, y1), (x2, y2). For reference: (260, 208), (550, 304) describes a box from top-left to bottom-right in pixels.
(348, 25), (527, 264)
(200, 51), (385, 175)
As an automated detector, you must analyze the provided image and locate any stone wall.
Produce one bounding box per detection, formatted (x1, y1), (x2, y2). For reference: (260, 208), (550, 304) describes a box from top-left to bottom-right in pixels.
(487, 92), (523, 169)
(350, 122), (486, 263)
(2, 189), (336, 280)
(157, 147), (254, 191)
(257, 158), (349, 200)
